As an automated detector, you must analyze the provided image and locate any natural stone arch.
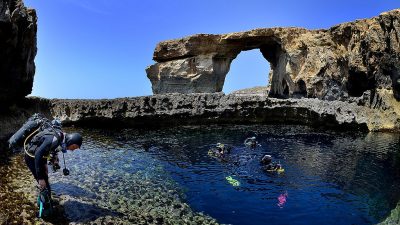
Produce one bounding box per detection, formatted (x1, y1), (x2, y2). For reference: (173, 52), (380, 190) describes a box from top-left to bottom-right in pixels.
(146, 10), (400, 101)
(146, 34), (295, 98)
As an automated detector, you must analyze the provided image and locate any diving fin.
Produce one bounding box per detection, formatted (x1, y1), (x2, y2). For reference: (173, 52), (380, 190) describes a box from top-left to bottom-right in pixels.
(37, 189), (53, 218)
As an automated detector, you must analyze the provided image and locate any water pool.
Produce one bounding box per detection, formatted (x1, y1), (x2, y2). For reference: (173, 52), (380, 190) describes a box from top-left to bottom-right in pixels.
(1, 125), (399, 224)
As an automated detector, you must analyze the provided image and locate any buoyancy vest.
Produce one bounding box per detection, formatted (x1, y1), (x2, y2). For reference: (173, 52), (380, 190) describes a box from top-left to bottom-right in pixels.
(26, 129), (63, 158)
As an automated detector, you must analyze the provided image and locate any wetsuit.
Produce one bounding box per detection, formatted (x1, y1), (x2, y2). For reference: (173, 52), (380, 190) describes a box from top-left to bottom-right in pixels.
(24, 130), (63, 193)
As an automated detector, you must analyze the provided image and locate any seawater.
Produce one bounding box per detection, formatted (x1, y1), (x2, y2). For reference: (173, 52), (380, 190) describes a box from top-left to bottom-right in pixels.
(1, 125), (399, 225)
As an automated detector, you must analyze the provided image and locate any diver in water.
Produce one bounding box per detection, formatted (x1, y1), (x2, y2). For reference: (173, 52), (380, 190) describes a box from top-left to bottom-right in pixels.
(208, 143), (232, 158)
(261, 154), (283, 172)
(244, 136), (258, 149)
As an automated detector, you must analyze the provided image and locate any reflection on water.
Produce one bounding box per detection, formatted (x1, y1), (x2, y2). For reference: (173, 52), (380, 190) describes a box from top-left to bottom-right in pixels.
(1, 125), (399, 225)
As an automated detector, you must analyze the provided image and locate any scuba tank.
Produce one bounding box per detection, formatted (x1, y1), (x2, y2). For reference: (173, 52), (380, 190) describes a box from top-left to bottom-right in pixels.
(8, 113), (46, 151)
(8, 113), (62, 151)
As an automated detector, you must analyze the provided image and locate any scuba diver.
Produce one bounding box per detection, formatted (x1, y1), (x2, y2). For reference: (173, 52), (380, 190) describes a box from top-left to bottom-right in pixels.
(244, 136), (259, 149)
(208, 143), (232, 158)
(261, 154), (284, 173)
(8, 114), (83, 218)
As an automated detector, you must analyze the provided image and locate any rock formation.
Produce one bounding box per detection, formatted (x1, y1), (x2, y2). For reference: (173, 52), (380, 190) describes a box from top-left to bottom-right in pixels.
(48, 93), (384, 131)
(0, 0), (37, 102)
(146, 10), (400, 102)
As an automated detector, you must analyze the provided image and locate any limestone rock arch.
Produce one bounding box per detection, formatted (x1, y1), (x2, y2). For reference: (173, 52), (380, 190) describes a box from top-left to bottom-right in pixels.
(146, 9), (400, 101)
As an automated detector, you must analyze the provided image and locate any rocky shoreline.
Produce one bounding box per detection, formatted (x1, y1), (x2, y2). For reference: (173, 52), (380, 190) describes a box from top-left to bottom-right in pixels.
(2, 90), (400, 151)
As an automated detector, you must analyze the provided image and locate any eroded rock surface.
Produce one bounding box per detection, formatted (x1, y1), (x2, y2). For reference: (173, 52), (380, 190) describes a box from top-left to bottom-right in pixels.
(0, 0), (37, 102)
(48, 92), (399, 132)
(146, 10), (400, 101)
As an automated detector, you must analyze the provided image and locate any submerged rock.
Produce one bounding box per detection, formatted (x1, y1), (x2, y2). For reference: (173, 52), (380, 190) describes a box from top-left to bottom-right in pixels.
(379, 203), (400, 225)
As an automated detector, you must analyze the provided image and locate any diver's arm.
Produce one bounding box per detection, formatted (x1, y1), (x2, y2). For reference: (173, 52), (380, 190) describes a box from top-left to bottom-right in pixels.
(34, 136), (52, 180)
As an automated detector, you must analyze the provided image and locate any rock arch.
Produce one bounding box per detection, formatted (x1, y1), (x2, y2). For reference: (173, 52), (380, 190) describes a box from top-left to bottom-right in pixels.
(146, 32), (295, 98)
(146, 9), (400, 100)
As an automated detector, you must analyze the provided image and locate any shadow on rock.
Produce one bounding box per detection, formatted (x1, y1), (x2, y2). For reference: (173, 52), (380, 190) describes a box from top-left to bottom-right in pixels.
(63, 200), (123, 223)
(52, 182), (98, 199)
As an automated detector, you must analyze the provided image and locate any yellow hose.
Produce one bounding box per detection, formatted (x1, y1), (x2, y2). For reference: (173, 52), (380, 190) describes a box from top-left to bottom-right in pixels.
(23, 128), (40, 158)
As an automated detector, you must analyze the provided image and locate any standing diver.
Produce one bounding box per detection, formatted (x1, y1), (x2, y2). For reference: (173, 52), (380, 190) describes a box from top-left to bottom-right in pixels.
(21, 119), (83, 218)
(25, 131), (82, 193)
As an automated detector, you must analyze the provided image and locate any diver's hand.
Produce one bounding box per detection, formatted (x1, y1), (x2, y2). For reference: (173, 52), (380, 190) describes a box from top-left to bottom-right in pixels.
(38, 179), (46, 190)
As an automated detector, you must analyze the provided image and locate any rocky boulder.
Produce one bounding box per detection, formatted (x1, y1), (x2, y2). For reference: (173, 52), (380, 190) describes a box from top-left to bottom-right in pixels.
(146, 10), (400, 102)
(0, 0), (37, 102)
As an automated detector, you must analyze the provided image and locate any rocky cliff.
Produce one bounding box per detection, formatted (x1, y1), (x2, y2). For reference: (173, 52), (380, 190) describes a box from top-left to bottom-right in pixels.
(146, 10), (400, 102)
(0, 0), (37, 102)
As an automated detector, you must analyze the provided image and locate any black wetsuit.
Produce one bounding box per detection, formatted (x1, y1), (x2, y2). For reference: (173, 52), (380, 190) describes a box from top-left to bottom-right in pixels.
(24, 130), (63, 193)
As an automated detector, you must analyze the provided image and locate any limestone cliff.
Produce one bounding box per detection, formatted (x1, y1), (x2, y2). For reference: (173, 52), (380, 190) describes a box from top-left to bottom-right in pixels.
(0, 0), (37, 102)
(146, 9), (400, 102)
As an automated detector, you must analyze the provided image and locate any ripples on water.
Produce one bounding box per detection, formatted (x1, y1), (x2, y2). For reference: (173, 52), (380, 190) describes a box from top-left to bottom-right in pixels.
(1, 125), (400, 224)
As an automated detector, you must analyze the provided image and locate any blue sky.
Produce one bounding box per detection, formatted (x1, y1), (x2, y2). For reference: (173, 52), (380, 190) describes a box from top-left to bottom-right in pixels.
(25, 0), (400, 99)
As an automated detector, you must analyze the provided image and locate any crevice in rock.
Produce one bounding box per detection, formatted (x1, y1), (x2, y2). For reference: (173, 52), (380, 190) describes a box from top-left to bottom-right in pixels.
(293, 79), (307, 98)
(346, 69), (369, 97)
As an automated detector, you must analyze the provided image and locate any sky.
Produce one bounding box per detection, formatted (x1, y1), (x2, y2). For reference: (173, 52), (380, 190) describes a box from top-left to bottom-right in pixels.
(24, 0), (400, 99)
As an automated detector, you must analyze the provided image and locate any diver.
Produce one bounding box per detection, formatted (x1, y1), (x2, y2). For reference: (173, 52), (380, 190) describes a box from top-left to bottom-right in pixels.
(26, 130), (82, 217)
(10, 114), (83, 218)
(208, 143), (232, 158)
(261, 154), (283, 172)
(244, 136), (258, 149)
(25, 131), (82, 191)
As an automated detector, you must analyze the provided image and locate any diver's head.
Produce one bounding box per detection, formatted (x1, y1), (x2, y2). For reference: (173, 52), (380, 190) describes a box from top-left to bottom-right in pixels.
(65, 133), (82, 151)
(261, 154), (272, 164)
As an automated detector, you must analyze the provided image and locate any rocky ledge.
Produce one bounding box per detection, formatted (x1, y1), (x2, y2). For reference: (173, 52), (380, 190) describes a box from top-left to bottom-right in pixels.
(3, 90), (400, 150)
(48, 90), (399, 132)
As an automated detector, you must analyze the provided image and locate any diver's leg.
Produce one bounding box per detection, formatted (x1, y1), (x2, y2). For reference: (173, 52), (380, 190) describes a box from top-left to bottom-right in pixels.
(24, 154), (38, 181)
(41, 161), (51, 195)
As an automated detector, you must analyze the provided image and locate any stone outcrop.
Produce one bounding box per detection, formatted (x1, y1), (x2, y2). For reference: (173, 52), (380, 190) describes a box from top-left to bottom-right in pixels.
(0, 0), (37, 102)
(48, 92), (397, 132)
(146, 10), (400, 102)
